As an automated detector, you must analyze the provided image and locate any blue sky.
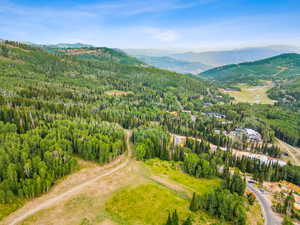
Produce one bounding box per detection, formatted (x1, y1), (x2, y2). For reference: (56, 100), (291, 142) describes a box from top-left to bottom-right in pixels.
(1, 0), (300, 49)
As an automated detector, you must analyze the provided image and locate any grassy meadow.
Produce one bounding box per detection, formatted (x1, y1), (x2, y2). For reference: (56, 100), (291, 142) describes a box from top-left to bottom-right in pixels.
(221, 83), (276, 104)
(105, 159), (225, 225)
(144, 159), (221, 194)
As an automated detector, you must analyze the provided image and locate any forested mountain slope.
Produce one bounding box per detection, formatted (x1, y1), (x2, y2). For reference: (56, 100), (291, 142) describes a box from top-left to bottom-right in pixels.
(42, 46), (145, 65)
(199, 53), (300, 85)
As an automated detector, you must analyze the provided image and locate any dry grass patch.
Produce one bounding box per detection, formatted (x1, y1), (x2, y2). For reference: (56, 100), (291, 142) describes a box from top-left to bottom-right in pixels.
(104, 90), (133, 96)
(0, 56), (25, 64)
(12, 161), (145, 225)
(246, 201), (265, 225)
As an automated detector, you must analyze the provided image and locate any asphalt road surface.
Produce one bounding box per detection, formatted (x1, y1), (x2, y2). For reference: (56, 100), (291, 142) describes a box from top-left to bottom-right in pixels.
(247, 183), (282, 225)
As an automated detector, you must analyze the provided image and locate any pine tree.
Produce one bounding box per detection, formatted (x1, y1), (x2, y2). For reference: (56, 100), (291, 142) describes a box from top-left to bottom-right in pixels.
(190, 192), (198, 211)
(172, 210), (179, 225)
(165, 213), (172, 225)
(283, 191), (295, 216)
(182, 216), (192, 225)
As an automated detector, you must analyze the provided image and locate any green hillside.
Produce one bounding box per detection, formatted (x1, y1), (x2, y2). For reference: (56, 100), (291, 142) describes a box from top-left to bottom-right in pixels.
(0, 41), (226, 103)
(199, 53), (300, 85)
(43, 46), (145, 65)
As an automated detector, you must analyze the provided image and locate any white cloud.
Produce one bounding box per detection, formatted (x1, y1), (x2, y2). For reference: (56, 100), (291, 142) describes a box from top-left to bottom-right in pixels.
(144, 28), (180, 42)
(79, 0), (205, 16)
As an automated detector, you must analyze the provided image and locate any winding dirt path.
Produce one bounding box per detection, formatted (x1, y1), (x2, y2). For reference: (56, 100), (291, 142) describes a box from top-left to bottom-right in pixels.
(1, 130), (133, 225)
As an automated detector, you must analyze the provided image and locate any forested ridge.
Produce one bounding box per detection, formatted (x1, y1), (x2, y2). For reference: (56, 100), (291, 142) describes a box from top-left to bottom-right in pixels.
(199, 53), (300, 85)
(43, 46), (145, 66)
(0, 40), (226, 206)
(199, 52), (300, 113)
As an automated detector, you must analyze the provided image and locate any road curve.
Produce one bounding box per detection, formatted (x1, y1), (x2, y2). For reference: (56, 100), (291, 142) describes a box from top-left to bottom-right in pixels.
(4, 130), (133, 225)
(247, 183), (282, 225)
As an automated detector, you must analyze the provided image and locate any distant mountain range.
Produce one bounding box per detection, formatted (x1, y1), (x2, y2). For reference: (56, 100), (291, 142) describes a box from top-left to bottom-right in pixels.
(124, 49), (184, 57)
(124, 45), (300, 74)
(134, 55), (211, 74)
(170, 46), (300, 67)
(199, 53), (300, 85)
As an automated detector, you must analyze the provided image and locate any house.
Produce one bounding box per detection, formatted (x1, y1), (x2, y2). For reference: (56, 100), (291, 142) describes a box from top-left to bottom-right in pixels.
(206, 112), (226, 119)
(244, 128), (262, 142)
(191, 115), (196, 122)
(235, 128), (262, 142)
(173, 135), (186, 147)
(204, 102), (213, 107)
(248, 153), (286, 166)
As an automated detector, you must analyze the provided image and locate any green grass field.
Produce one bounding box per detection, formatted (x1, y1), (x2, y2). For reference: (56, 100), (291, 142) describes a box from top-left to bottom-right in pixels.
(145, 158), (221, 194)
(105, 183), (227, 225)
(105, 183), (190, 225)
(105, 159), (225, 225)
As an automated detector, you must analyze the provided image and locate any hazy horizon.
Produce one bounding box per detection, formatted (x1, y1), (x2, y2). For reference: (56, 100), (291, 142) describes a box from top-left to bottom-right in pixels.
(1, 0), (300, 49)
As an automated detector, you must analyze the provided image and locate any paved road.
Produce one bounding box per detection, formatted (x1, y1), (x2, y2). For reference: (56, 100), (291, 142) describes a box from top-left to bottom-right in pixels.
(247, 183), (282, 225)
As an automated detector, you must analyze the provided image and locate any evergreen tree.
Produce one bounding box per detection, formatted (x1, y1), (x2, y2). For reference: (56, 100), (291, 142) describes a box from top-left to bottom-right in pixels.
(190, 192), (198, 211)
(182, 216), (192, 225)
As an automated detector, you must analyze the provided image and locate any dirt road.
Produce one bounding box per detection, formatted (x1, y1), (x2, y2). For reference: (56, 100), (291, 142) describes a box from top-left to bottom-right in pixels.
(1, 130), (133, 225)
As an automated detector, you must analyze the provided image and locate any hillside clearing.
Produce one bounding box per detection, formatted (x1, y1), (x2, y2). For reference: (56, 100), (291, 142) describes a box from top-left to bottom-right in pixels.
(221, 83), (275, 104)
(105, 183), (226, 225)
(105, 183), (190, 225)
(104, 90), (133, 96)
